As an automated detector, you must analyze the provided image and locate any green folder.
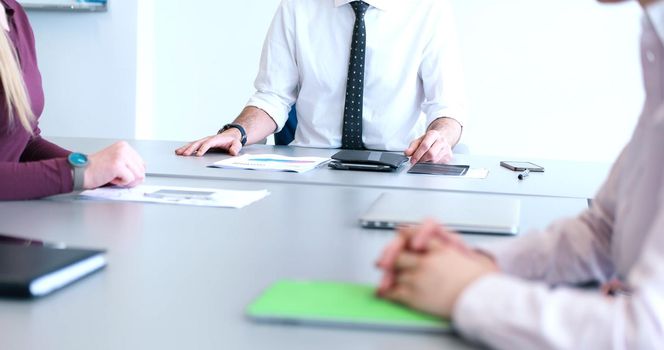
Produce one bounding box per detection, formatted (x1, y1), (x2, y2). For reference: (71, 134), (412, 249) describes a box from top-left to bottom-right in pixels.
(247, 280), (451, 333)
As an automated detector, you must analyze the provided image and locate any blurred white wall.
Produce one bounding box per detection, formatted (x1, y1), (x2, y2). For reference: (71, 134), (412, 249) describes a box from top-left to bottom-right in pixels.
(27, 1), (138, 139)
(453, 0), (643, 161)
(141, 0), (281, 142)
(142, 0), (643, 161)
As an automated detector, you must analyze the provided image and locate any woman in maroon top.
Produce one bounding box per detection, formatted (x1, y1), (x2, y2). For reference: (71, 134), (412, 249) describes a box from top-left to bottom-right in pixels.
(0, 0), (145, 200)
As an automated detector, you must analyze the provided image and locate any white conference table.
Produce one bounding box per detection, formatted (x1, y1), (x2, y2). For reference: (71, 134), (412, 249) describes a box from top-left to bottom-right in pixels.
(52, 137), (611, 200)
(0, 175), (590, 350)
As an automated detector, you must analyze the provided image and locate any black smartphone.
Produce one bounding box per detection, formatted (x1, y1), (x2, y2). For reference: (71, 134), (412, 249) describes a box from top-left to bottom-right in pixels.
(500, 161), (545, 172)
(328, 161), (395, 172)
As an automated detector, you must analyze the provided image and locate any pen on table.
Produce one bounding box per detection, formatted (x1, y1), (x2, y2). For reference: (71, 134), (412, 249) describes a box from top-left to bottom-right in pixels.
(518, 169), (530, 180)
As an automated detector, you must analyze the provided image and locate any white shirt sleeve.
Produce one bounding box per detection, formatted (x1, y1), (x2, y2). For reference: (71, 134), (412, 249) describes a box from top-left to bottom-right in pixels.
(245, 0), (299, 132)
(452, 149), (664, 349)
(419, 1), (466, 128)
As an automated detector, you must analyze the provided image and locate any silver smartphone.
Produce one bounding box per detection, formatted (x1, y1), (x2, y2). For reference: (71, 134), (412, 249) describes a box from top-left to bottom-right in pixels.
(500, 161), (545, 172)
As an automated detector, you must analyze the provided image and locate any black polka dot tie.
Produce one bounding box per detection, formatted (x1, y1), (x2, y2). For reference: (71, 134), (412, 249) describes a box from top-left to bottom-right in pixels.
(341, 0), (370, 150)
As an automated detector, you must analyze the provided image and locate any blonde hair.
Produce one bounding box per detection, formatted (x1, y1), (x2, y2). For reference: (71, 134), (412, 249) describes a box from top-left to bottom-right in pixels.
(0, 28), (33, 133)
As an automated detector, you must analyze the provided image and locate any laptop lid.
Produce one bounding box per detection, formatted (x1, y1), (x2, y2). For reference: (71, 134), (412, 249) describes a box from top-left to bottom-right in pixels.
(360, 192), (521, 235)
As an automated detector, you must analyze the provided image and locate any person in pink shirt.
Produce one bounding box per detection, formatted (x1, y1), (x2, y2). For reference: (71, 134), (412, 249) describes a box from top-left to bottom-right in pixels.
(376, 0), (664, 348)
(0, 0), (145, 201)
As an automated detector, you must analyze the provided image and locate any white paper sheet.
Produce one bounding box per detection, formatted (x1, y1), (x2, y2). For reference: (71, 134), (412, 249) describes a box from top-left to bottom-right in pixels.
(79, 185), (270, 208)
(209, 154), (330, 173)
(465, 168), (490, 179)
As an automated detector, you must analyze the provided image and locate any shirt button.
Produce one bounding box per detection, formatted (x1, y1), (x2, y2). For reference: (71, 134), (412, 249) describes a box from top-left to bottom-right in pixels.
(646, 50), (656, 63)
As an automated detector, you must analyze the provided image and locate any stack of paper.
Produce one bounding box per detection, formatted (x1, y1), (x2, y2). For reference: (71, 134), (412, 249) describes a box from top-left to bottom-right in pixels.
(209, 154), (330, 174)
(79, 185), (269, 209)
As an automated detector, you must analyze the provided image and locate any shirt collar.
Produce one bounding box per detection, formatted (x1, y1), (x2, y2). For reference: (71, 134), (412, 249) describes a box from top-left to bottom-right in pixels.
(334, 0), (393, 11)
(644, 0), (664, 42)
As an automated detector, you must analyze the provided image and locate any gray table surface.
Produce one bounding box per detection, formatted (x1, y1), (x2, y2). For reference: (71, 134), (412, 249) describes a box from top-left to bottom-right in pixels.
(51, 137), (611, 200)
(0, 176), (589, 350)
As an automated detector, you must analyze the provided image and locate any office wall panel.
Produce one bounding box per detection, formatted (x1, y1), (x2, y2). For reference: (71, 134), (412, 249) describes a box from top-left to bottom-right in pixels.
(27, 1), (137, 139)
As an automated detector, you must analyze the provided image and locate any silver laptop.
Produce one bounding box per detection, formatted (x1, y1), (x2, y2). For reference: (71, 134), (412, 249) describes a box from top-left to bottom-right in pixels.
(360, 192), (521, 235)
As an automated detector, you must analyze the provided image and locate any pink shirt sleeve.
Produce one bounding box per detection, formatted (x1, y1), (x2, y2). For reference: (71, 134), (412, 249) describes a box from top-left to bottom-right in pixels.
(479, 149), (623, 286)
(453, 189), (664, 349)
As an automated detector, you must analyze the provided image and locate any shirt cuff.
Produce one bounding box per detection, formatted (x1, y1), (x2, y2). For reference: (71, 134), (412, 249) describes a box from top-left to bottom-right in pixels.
(452, 273), (522, 342)
(473, 235), (544, 278)
(246, 92), (291, 133)
(426, 107), (466, 129)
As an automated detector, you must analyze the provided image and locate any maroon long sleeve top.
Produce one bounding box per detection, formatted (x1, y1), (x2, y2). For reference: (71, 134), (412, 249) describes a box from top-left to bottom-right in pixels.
(0, 0), (73, 200)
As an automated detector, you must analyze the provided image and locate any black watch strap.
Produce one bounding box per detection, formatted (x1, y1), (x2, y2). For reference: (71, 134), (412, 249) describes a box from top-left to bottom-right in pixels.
(218, 123), (247, 146)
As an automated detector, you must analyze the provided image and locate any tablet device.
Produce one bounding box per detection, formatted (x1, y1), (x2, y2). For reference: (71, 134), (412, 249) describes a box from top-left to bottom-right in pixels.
(330, 150), (408, 172)
(407, 163), (469, 176)
(247, 280), (450, 333)
(328, 161), (394, 172)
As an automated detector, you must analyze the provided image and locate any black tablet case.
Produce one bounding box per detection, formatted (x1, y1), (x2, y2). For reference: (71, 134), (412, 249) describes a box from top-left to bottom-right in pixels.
(0, 243), (105, 298)
(331, 150), (408, 169)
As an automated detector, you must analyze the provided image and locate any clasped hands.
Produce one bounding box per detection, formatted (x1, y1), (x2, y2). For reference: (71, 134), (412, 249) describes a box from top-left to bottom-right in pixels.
(375, 220), (500, 318)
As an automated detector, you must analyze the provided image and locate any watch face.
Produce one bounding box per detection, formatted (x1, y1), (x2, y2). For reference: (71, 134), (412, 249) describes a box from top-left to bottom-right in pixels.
(68, 153), (88, 167)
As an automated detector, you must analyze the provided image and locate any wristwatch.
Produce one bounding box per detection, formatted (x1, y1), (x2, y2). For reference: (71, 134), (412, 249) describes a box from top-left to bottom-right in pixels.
(218, 123), (247, 146)
(67, 152), (89, 191)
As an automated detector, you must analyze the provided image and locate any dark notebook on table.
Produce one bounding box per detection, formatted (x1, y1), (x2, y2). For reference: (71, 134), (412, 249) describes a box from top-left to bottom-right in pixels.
(0, 241), (106, 298)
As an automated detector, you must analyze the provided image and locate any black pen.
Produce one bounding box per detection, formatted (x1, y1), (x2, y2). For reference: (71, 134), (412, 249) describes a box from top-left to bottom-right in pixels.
(518, 169), (530, 180)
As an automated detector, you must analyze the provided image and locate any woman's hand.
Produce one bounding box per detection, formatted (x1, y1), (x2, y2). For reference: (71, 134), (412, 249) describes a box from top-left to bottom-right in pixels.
(84, 141), (146, 189)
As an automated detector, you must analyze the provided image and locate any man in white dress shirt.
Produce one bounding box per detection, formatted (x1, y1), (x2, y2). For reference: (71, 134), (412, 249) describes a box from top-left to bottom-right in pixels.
(177, 0), (465, 164)
(376, 0), (664, 348)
